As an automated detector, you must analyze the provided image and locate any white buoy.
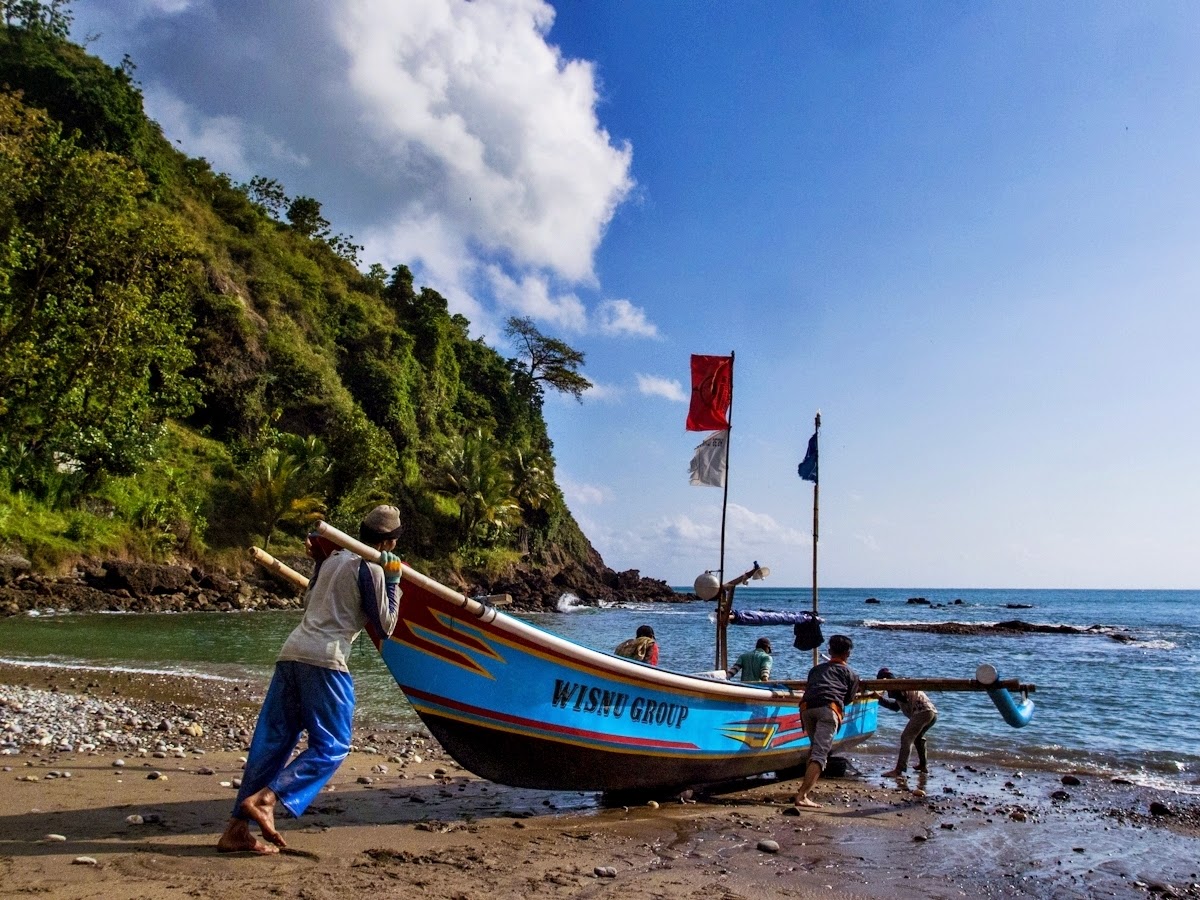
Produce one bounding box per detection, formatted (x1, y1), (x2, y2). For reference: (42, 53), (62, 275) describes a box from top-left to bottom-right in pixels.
(693, 572), (720, 601)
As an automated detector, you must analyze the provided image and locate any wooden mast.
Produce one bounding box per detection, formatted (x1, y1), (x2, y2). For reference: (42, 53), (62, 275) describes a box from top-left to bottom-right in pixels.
(715, 350), (735, 670)
(810, 410), (821, 668)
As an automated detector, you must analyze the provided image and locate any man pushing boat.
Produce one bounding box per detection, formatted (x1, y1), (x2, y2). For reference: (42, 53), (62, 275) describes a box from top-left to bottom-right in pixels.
(217, 505), (404, 854)
(793, 634), (861, 809)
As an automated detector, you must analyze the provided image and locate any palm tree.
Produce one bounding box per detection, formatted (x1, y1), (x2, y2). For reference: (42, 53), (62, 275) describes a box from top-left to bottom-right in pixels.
(438, 431), (520, 546)
(509, 447), (554, 552)
(244, 434), (331, 548)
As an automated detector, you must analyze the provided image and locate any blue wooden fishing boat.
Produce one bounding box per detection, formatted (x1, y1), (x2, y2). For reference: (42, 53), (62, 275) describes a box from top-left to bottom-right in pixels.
(311, 526), (878, 793)
(255, 532), (1034, 793)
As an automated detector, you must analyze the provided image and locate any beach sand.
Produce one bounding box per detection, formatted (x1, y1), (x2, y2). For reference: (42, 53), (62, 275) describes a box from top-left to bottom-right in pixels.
(2, 663), (1199, 899)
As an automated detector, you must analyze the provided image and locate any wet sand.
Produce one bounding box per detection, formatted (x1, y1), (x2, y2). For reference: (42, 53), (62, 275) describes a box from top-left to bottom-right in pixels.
(2, 663), (1199, 899)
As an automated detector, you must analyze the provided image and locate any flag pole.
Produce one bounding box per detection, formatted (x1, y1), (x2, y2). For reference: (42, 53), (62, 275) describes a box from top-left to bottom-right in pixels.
(716, 350), (735, 670)
(810, 410), (821, 668)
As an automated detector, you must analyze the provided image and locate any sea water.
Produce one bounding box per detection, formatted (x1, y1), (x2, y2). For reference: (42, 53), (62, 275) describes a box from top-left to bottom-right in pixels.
(2, 586), (1198, 792)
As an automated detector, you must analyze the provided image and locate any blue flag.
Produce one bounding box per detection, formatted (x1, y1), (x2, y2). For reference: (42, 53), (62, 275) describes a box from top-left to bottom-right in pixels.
(797, 432), (818, 483)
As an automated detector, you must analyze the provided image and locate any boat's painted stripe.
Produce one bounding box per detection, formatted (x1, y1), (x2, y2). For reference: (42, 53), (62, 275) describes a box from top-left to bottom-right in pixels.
(402, 683), (876, 760)
(407, 698), (821, 763)
(401, 684), (702, 751)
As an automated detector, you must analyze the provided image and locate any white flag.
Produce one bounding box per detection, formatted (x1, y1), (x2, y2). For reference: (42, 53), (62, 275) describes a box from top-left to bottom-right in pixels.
(689, 431), (727, 487)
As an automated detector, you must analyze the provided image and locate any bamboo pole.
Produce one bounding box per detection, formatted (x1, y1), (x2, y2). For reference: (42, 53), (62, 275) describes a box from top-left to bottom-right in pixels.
(715, 350), (735, 671)
(248, 546), (309, 590)
(810, 410), (820, 669)
(312, 521), (500, 623)
(779, 677), (1036, 694)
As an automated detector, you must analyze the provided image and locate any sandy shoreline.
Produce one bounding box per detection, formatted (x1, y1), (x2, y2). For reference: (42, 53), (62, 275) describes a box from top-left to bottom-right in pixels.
(2, 663), (1199, 899)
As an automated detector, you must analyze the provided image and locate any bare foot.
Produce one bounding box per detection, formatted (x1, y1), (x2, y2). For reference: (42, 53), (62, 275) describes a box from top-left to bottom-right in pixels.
(217, 818), (280, 855)
(793, 795), (822, 808)
(881, 769), (904, 777)
(240, 789), (287, 848)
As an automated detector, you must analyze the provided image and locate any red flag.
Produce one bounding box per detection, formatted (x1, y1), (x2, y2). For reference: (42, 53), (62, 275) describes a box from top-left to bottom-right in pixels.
(686, 354), (732, 431)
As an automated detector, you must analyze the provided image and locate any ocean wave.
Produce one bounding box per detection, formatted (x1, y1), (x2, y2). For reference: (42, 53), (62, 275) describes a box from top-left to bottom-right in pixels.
(554, 593), (587, 612)
(0, 655), (251, 683)
(894, 740), (1200, 794)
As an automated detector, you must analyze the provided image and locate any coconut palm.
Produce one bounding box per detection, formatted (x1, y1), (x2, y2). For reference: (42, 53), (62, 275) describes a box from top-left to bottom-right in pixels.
(509, 447), (554, 552)
(244, 434), (331, 548)
(439, 431), (520, 546)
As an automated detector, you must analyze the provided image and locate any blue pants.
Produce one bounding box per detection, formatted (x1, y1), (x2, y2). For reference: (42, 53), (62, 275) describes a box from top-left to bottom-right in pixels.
(233, 660), (355, 819)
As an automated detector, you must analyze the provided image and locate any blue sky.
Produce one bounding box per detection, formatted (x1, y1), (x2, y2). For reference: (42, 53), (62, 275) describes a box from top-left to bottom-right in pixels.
(68, 1), (1200, 589)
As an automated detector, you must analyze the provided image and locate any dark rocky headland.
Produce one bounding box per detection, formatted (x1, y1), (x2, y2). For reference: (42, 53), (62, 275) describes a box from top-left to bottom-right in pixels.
(0, 548), (681, 618)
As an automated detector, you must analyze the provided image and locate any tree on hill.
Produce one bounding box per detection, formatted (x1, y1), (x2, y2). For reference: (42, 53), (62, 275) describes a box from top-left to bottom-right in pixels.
(0, 91), (196, 487)
(504, 316), (592, 406)
(2, 0), (72, 37)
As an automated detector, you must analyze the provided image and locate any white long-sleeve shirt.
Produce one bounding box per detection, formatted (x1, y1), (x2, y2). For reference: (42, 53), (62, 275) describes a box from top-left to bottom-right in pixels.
(277, 549), (400, 673)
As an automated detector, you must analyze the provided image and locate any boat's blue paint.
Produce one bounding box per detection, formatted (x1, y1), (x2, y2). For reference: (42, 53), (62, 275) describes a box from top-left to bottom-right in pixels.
(987, 684), (1036, 728)
(375, 575), (877, 791)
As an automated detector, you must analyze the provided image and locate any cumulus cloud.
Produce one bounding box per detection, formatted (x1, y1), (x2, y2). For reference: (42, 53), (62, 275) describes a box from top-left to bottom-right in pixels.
(337, 0), (635, 286)
(636, 374), (687, 402)
(724, 504), (809, 547)
(140, 87), (253, 178)
(76, 0), (638, 341)
(658, 513), (719, 545)
(485, 266), (588, 333)
(646, 505), (807, 561)
(597, 299), (659, 338)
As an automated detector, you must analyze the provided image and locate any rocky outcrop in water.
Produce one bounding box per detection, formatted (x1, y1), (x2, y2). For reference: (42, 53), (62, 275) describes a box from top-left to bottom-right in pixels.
(867, 619), (1135, 642)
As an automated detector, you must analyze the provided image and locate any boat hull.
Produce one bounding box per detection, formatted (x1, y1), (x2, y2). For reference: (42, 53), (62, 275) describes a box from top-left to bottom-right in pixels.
(379, 576), (877, 792)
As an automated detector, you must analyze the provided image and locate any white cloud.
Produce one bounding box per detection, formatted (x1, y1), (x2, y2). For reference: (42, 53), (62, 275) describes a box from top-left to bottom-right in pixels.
(338, 0), (634, 285)
(140, 85), (310, 181)
(636, 374), (687, 402)
(144, 0), (192, 12)
(658, 513), (719, 545)
(485, 266), (588, 333)
(559, 475), (608, 506)
(597, 299), (659, 338)
(141, 87), (251, 178)
(362, 216), (492, 334)
(582, 381), (623, 402)
(854, 532), (880, 552)
(79, 0), (638, 342)
(724, 504), (809, 547)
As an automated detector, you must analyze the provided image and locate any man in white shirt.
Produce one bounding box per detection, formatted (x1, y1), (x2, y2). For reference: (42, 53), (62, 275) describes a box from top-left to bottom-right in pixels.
(217, 505), (403, 854)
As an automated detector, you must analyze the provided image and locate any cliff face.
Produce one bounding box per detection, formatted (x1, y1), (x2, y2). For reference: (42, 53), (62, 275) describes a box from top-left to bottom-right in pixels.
(444, 538), (682, 610)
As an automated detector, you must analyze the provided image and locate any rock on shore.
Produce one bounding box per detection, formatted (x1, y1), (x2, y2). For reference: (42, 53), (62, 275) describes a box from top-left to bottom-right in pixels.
(0, 556), (303, 617)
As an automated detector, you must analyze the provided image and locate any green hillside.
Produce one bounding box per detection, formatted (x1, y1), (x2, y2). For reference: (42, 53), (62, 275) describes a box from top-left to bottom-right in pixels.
(0, 7), (596, 583)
